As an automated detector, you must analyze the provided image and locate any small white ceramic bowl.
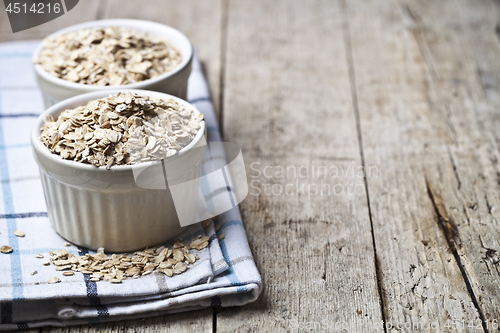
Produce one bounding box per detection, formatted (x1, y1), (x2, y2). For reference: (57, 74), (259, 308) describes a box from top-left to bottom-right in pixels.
(31, 89), (206, 252)
(32, 19), (193, 109)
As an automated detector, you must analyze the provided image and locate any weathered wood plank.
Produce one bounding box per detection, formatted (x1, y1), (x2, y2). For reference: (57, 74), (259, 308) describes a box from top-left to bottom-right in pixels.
(217, 0), (383, 331)
(0, 0), (103, 42)
(343, 0), (486, 331)
(400, 0), (500, 329)
(103, 0), (222, 117)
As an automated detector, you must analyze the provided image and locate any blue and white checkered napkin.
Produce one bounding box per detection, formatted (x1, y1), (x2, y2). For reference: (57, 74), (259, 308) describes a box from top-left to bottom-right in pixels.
(0, 41), (261, 330)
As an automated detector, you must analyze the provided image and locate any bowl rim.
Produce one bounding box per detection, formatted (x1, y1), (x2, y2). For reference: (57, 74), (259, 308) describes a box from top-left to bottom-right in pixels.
(31, 89), (206, 173)
(32, 19), (193, 91)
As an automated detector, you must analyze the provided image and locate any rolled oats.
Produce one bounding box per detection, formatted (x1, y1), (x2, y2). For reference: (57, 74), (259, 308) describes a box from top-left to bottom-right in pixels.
(185, 253), (196, 263)
(173, 262), (187, 274)
(0, 245), (13, 254)
(40, 92), (204, 169)
(190, 236), (210, 251)
(47, 277), (60, 284)
(160, 268), (173, 277)
(14, 230), (25, 237)
(44, 233), (212, 283)
(36, 27), (182, 85)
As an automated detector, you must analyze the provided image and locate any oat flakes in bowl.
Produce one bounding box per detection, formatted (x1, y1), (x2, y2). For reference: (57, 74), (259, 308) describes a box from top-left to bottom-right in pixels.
(40, 92), (204, 169)
(32, 19), (193, 108)
(36, 27), (182, 86)
(31, 90), (206, 252)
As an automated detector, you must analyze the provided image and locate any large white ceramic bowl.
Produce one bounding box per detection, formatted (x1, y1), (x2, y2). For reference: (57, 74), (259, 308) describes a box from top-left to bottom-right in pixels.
(31, 90), (206, 252)
(32, 19), (193, 108)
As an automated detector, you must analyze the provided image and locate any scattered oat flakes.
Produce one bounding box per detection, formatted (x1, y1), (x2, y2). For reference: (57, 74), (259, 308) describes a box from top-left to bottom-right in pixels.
(42, 261), (50, 266)
(47, 277), (60, 284)
(214, 224), (220, 231)
(40, 92), (203, 169)
(202, 219), (211, 228)
(190, 236), (210, 251)
(160, 268), (173, 277)
(14, 230), (25, 237)
(64, 242), (71, 247)
(36, 27), (182, 86)
(185, 253), (196, 263)
(44, 234), (210, 283)
(31, 270), (38, 276)
(0, 245), (13, 254)
(218, 233), (225, 241)
(173, 262), (187, 274)
(35, 253), (44, 259)
(55, 265), (72, 271)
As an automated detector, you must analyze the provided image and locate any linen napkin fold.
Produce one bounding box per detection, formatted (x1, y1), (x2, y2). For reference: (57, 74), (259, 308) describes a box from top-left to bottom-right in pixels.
(0, 41), (261, 330)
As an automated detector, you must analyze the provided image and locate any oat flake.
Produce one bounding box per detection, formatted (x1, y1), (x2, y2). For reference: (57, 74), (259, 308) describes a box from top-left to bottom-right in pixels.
(0, 245), (13, 254)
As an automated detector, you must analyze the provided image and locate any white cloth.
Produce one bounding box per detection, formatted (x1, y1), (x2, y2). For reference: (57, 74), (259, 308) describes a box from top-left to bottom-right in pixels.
(0, 41), (261, 330)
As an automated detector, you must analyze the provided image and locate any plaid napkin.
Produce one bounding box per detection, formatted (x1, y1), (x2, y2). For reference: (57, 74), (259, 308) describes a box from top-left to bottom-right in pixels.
(0, 41), (261, 330)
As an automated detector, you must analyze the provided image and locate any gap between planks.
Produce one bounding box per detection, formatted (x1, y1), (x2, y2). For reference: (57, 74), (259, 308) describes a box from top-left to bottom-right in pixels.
(338, 0), (388, 332)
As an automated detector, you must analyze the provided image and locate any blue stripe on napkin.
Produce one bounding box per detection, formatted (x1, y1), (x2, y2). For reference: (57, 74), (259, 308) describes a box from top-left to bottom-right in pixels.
(77, 247), (109, 320)
(0, 79), (24, 302)
(0, 212), (47, 219)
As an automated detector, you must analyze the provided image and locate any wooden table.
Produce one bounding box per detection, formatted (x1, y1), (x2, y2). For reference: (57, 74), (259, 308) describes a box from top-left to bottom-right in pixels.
(2, 0), (500, 332)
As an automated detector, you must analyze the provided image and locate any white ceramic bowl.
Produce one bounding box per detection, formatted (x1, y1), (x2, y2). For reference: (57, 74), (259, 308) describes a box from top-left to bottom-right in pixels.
(32, 19), (193, 109)
(31, 90), (206, 252)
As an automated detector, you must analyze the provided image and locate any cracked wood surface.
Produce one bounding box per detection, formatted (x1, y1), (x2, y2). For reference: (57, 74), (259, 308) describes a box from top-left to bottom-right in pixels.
(343, 0), (485, 331)
(404, 0), (500, 329)
(2, 0), (500, 332)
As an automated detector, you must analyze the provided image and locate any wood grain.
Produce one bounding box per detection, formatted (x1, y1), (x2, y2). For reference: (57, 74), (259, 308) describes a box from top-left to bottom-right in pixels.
(402, 0), (500, 328)
(216, 0), (383, 331)
(344, 0), (500, 331)
(103, 0), (223, 117)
